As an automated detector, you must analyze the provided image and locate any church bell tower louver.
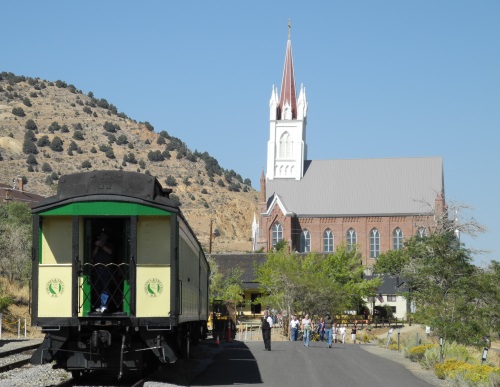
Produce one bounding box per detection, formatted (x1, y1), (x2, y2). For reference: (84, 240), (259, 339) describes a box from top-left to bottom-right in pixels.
(267, 20), (308, 181)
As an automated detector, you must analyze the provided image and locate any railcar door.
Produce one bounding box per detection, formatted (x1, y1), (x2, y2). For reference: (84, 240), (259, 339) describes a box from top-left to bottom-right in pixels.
(79, 218), (131, 316)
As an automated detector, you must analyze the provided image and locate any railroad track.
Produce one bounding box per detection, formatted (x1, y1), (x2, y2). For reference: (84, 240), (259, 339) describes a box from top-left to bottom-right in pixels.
(0, 343), (40, 373)
(51, 370), (149, 387)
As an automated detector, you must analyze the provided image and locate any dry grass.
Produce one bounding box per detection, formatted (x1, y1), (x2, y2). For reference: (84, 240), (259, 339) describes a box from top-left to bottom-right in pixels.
(0, 277), (44, 338)
(0, 77), (259, 255)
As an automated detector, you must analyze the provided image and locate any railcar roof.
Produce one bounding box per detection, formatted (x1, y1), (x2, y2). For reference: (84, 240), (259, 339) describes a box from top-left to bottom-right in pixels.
(32, 170), (177, 212)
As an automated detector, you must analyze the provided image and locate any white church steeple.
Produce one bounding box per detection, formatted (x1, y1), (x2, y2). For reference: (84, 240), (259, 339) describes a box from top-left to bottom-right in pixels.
(267, 20), (308, 181)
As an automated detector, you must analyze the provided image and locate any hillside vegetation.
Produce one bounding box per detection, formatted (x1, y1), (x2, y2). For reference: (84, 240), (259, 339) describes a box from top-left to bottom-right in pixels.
(0, 72), (259, 253)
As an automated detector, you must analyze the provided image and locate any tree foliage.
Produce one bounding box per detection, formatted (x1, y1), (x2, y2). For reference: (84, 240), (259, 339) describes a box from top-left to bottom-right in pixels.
(0, 203), (32, 283)
(12, 107), (25, 117)
(373, 249), (409, 276)
(255, 246), (382, 319)
(401, 231), (495, 344)
(25, 119), (37, 131)
(50, 136), (63, 152)
(208, 256), (244, 305)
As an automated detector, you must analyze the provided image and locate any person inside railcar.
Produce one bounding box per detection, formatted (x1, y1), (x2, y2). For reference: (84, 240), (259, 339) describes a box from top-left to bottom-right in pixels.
(92, 229), (114, 313)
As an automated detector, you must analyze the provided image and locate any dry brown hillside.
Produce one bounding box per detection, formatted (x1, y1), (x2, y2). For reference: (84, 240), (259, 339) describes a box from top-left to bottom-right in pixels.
(0, 73), (259, 253)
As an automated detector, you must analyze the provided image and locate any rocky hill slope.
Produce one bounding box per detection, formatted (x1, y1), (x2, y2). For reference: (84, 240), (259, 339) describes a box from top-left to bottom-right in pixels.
(0, 72), (259, 253)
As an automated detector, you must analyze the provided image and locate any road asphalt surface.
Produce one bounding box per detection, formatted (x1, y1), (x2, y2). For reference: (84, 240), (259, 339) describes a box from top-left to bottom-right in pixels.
(190, 339), (439, 387)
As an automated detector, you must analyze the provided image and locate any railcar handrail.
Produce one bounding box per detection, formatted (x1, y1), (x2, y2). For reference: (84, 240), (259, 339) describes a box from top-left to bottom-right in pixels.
(78, 262), (132, 315)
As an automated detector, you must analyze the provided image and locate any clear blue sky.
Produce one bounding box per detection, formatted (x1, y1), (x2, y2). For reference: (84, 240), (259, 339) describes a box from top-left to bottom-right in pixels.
(3, 1), (499, 267)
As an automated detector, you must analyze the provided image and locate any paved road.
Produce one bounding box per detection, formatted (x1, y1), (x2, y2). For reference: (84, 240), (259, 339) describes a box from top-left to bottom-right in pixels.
(191, 339), (434, 386)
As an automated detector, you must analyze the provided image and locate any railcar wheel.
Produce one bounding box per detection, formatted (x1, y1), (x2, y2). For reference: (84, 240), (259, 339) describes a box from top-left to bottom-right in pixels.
(71, 370), (82, 379)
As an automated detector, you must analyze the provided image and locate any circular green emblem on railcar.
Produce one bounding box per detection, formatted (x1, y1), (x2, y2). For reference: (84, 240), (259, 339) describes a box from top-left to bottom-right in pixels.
(144, 278), (163, 297)
(45, 278), (64, 298)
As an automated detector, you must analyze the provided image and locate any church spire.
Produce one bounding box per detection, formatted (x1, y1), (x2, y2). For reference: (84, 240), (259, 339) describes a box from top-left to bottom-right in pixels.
(278, 19), (297, 120)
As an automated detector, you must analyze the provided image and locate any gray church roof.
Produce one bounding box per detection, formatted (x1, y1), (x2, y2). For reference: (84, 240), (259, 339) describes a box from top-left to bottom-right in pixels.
(266, 157), (444, 217)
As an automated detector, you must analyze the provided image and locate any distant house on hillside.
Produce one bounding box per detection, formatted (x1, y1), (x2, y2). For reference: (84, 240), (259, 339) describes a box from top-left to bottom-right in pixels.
(210, 253), (266, 316)
(1, 177), (45, 208)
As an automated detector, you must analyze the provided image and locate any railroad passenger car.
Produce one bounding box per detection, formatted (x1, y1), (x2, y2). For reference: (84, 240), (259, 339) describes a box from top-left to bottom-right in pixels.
(30, 170), (209, 378)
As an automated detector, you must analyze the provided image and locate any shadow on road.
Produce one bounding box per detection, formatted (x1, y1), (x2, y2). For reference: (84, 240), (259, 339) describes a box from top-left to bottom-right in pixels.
(191, 341), (262, 386)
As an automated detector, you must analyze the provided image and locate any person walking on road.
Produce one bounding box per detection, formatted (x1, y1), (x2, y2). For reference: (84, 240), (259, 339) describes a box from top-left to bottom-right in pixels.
(290, 315), (300, 341)
(301, 314), (313, 347)
(324, 314), (333, 348)
(317, 317), (325, 342)
(333, 322), (338, 344)
(261, 310), (273, 351)
(339, 324), (347, 344)
(351, 325), (357, 344)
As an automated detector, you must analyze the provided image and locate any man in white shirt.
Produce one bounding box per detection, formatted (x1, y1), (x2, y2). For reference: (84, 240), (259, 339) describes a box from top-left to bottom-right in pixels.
(339, 324), (347, 344)
(290, 315), (300, 341)
(261, 310), (273, 350)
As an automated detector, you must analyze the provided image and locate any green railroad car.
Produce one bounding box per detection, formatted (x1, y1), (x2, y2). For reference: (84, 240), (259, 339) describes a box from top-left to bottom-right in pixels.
(30, 170), (209, 378)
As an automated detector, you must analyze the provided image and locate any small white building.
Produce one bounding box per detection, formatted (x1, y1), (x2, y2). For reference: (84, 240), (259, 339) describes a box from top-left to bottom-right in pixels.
(364, 275), (410, 320)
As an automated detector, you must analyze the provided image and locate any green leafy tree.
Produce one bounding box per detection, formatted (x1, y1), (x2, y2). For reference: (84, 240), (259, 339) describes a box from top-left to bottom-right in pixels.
(478, 261), (500, 337)
(116, 134), (128, 145)
(255, 246), (381, 319)
(373, 249), (409, 276)
(402, 231), (487, 344)
(41, 162), (52, 172)
(97, 98), (109, 109)
(12, 107), (25, 117)
(73, 131), (84, 140)
(26, 154), (38, 165)
(254, 249), (302, 318)
(81, 160), (92, 169)
(48, 121), (61, 132)
(0, 203), (32, 283)
(165, 176), (177, 187)
(50, 136), (63, 152)
(22, 138), (38, 154)
(125, 152), (137, 164)
(37, 135), (50, 147)
(144, 121), (154, 131)
(25, 119), (37, 131)
(208, 256), (244, 305)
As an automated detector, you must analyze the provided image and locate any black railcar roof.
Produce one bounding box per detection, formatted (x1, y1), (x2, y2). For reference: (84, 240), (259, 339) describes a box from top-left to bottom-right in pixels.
(32, 170), (176, 213)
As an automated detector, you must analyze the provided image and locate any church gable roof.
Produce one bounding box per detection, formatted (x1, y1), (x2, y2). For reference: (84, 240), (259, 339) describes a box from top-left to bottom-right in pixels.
(264, 194), (294, 216)
(266, 157), (444, 217)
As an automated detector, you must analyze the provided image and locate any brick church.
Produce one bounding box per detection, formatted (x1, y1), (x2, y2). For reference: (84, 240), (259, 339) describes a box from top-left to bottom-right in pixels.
(252, 26), (445, 269)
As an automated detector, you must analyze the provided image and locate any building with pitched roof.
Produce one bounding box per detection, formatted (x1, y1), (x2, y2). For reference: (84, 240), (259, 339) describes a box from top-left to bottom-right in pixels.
(1, 177), (45, 208)
(252, 25), (445, 270)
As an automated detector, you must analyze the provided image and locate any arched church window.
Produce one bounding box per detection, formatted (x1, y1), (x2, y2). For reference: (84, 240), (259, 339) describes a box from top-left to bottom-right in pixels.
(370, 228), (380, 259)
(323, 229), (334, 252)
(272, 223), (283, 247)
(346, 228), (357, 253)
(279, 132), (292, 159)
(393, 228), (404, 250)
(300, 230), (311, 253)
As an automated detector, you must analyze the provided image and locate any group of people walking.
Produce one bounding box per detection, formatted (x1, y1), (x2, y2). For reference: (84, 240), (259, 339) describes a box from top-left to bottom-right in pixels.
(265, 313), (358, 349)
(262, 311), (359, 351)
